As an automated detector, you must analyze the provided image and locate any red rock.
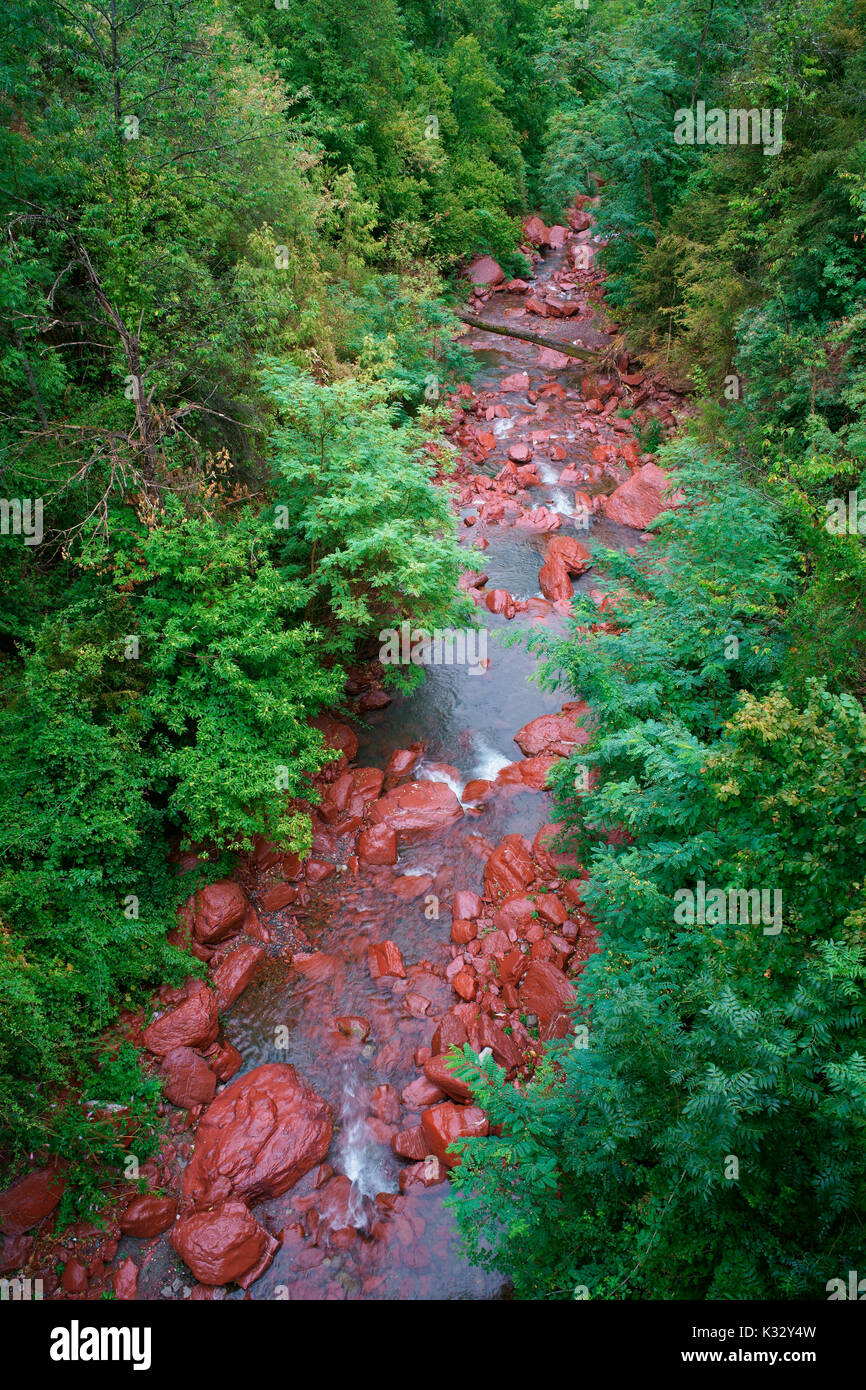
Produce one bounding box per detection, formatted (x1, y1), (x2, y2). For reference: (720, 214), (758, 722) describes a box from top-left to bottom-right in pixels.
(358, 822), (397, 867)
(519, 961), (576, 1026)
(462, 778), (494, 803)
(500, 371), (530, 393)
(451, 918), (477, 945)
(534, 893), (568, 926)
(514, 712), (589, 757)
(453, 890), (483, 921)
(182, 1063), (333, 1207)
(212, 943), (265, 1012)
(391, 1127), (428, 1161)
(568, 209), (592, 232)
(538, 558), (573, 601)
(420, 1103), (489, 1168)
(493, 896), (537, 934)
(508, 442), (531, 462)
(172, 1200), (277, 1288)
(259, 883), (298, 912)
(368, 940), (407, 980)
(370, 781), (463, 840)
(547, 224), (569, 248)
(384, 747), (423, 782)
(453, 969), (476, 1001)
(0, 1165), (65, 1235)
(142, 983), (219, 1057)
(61, 1256), (88, 1294)
(516, 506), (561, 533)
(431, 1013), (469, 1055)
(402, 1076), (445, 1108)
(161, 1045), (218, 1109)
(483, 835), (535, 900)
(525, 294), (549, 316)
(399, 1159), (447, 1191)
(547, 535), (592, 575)
(370, 1084), (401, 1124)
(294, 951), (342, 982)
(193, 881), (248, 945)
(466, 256), (505, 286)
(120, 1194), (178, 1239)
(523, 215), (549, 245)
(423, 1054), (473, 1102)
(603, 462), (683, 529)
(0, 1232), (34, 1274)
(476, 1016), (524, 1070)
(305, 858), (336, 884)
(483, 588), (518, 618)
(311, 715), (359, 769)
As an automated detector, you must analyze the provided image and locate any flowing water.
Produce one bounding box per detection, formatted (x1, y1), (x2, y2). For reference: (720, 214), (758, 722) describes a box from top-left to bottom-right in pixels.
(129, 236), (641, 1301)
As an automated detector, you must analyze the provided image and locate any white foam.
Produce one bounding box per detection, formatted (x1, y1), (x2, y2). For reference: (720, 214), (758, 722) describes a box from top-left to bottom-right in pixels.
(472, 736), (513, 783)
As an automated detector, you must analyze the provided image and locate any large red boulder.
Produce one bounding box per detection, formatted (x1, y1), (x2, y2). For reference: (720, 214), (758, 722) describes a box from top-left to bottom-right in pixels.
(421, 1103), (489, 1168)
(311, 714), (359, 772)
(514, 712), (589, 757)
(0, 1164), (65, 1234)
(483, 835), (535, 900)
(538, 558), (573, 602)
(182, 1063), (333, 1207)
(452, 891), (483, 921)
(546, 536), (592, 575)
(603, 462), (683, 529)
(120, 1194), (178, 1239)
(212, 943), (265, 1012)
(160, 1046), (218, 1110)
(193, 881), (248, 945)
(423, 1054), (474, 1103)
(500, 371), (530, 393)
(519, 961), (576, 1029)
(369, 781), (463, 840)
(523, 215), (549, 245)
(547, 224), (569, 248)
(467, 256), (505, 286)
(142, 983), (219, 1056)
(171, 1200), (278, 1288)
(113, 1256), (139, 1300)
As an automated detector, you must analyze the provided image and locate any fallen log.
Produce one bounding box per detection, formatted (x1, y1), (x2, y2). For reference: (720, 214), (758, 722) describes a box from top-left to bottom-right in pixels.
(456, 311), (603, 363)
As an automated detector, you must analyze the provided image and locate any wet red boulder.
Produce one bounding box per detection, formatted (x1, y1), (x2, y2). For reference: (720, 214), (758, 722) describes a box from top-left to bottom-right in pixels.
(113, 1256), (139, 1300)
(171, 1200), (278, 1288)
(61, 1257), (88, 1294)
(516, 507), (561, 533)
(421, 1103), (489, 1168)
(142, 983), (219, 1057)
(368, 940), (407, 980)
(402, 1076), (445, 1108)
(453, 891), (483, 920)
(483, 835), (535, 900)
(391, 1127), (428, 1161)
(500, 371), (530, 393)
(0, 1232), (34, 1274)
(182, 1063), (333, 1207)
(483, 588), (518, 618)
(384, 746), (423, 782)
(0, 1164), (65, 1235)
(209, 1040), (243, 1083)
(523, 214), (549, 245)
(467, 256), (505, 286)
(547, 224), (569, 248)
(546, 535), (592, 575)
(335, 1015), (371, 1042)
(120, 1194), (178, 1239)
(508, 442), (532, 463)
(451, 918), (477, 945)
(538, 558), (573, 602)
(369, 781), (463, 840)
(476, 1015), (524, 1070)
(493, 896), (537, 934)
(212, 943), (265, 1012)
(519, 961), (576, 1027)
(431, 1013), (469, 1055)
(423, 1053), (474, 1103)
(193, 881), (248, 945)
(370, 1084), (401, 1125)
(160, 1045), (218, 1110)
(514, 712), (589, 757)
(603, 462), (683, 529)
(537, 347), (572, 370)
(259, 883), (298, 912)
(311, 714), (359, 772)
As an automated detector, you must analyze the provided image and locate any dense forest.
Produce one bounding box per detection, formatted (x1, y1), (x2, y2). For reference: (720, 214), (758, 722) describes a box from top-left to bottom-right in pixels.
(0, 0), (865, 1312)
